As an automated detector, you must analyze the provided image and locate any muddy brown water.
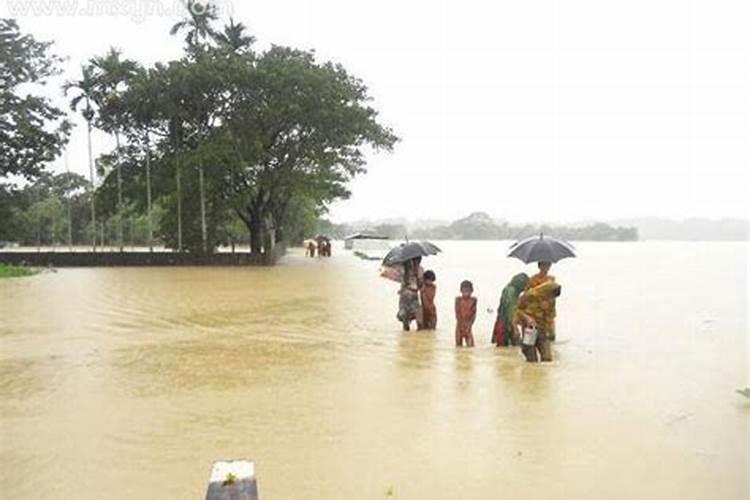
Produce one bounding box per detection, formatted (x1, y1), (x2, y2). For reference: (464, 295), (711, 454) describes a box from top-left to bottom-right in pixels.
(1, 242), (748, 499)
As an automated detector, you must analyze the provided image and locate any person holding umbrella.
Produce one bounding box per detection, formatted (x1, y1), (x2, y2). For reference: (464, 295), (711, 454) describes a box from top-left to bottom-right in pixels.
(529, 260), (554, 289)
(507, 234), (575, 346)
(398, 257), (424, 331)
(381, 241), (442, 331)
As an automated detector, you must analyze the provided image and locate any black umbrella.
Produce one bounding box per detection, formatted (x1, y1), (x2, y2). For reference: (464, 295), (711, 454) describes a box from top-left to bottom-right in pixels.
(382, 241), (441, 266)
(508, 234), (576, 264)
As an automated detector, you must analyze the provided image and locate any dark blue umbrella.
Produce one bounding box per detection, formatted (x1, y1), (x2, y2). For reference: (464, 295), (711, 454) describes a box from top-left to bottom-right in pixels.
(382, 241), (441, 266)
(508, 234), (576, 264)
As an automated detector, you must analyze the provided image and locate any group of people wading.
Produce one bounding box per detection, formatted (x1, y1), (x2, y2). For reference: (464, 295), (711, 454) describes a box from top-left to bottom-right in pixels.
(306, 240), (332, 258)
(396, 258), (561, 362)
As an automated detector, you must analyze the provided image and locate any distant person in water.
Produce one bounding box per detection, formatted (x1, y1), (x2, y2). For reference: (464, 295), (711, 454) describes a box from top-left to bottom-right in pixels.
(493, 273), (529, 346)
(420, 270), (437, 330)
(397, 257), (423, 331)
(514, 281), (561, 362)
(527, 261), (557, 340)
(306, 241), (316, 257)
(455, 280), (477, 347)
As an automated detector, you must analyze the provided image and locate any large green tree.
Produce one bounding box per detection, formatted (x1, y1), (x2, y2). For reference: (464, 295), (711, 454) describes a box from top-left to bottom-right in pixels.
(1, 19), (70, 241)
(219, 46), (398, 253)
(0, 19), (70, 182)
(86, 4), (398, 257)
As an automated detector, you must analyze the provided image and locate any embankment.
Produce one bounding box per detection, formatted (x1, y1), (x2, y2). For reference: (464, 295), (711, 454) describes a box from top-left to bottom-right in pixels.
(0, 247), (285, 267)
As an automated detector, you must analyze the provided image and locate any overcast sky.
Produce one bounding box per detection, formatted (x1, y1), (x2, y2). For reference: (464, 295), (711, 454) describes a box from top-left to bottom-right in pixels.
(5, 0), (749, 223)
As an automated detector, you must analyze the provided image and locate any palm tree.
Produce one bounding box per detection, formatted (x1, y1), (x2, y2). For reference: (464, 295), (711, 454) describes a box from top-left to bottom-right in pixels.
(63, 65), (98, 252)
(90, 48), (138, 252)
(122, 66), (161, 252)
(170, 1), (219, 51)
(169, 2), (221, 252)
(215, 18), (255, 53)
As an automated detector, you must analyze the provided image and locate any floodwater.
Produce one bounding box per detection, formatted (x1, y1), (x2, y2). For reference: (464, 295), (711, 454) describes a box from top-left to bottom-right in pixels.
(1, 241), (748, 499)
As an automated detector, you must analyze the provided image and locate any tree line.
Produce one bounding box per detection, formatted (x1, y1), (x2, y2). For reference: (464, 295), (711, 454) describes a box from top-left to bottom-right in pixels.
(326, 212), (638, 241)
(0, 2), (397, 256)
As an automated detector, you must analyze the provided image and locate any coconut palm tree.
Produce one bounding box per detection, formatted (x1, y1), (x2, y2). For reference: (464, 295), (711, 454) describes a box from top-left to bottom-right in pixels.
(170, 2), (221, 252)
(214, 18), (255, 53)
(63, 65), (98, 251)
(90, 48), (139, 251)
(170, 1), (219, 51)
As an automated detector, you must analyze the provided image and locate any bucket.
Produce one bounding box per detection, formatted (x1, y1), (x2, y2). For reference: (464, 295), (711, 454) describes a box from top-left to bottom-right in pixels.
(522, 326), (538, 346)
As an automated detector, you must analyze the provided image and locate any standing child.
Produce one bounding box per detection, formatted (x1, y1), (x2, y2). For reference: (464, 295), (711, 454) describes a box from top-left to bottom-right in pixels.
(454, 280), (477, 347)
(420, 270), (437, 330)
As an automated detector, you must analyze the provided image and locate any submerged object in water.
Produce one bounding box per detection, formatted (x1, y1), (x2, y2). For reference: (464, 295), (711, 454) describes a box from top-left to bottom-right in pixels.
(205, 460), (258, 500)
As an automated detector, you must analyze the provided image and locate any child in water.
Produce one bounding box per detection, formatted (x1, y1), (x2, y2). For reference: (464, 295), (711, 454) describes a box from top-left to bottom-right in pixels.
(454, 280), (477, 347)
(420, 270), (437, 330)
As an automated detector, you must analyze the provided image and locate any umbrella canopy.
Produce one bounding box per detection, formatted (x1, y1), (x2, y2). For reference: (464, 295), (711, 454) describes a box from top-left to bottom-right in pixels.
(508, 234), (576, 264)
(382, 241), (441, 266)
(315, 234), (330, 242)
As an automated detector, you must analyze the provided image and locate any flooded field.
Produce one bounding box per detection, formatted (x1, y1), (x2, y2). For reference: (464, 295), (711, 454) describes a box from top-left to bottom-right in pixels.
(1, 241), (748, 499)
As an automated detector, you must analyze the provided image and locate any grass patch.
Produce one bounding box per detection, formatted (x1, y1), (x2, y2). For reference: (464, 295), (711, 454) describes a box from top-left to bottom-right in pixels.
(0, 264), (38, 279)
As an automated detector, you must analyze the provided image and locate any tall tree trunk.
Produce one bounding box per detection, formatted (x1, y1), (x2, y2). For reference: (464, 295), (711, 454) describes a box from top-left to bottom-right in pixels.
(176, 157), (183, 252)
(145, 134), (153, 252)
(248, 215), (263, 255)
(198, 164), (207, 253)
(67, 199), (73, 250)
(115, 131), (123, 252)
(64, 149), (72, 250)
(86, 120), (96, 252)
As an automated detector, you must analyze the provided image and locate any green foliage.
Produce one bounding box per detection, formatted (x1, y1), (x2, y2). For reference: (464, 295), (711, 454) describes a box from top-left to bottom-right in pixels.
(0, 265), (38, 278)
(1, 171), (92, 246)
(737, 388), (750, 399)
(3, 4), (397, 257)
(99, 2), (397, 254)
(0, 19), (70, 182)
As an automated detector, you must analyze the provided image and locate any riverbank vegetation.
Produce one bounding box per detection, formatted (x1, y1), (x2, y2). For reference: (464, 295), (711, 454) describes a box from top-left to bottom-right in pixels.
(0, 3), (397, 256)
(0, 264), (38, 278)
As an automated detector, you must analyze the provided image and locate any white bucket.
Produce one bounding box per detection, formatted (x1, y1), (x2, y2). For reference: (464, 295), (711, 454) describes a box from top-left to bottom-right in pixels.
(522, 327), (538, 346)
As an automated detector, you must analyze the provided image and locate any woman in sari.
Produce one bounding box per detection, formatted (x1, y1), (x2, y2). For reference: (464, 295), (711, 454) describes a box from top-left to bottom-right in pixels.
(526, 261), (558, 339)
(493, 273), (529, 346)
(397, 257), (423, 331)
(513, 280), (561, 362)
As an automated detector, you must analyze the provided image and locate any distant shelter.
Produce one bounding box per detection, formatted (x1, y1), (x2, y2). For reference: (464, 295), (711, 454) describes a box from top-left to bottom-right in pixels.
(344, 232), (389, 250)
